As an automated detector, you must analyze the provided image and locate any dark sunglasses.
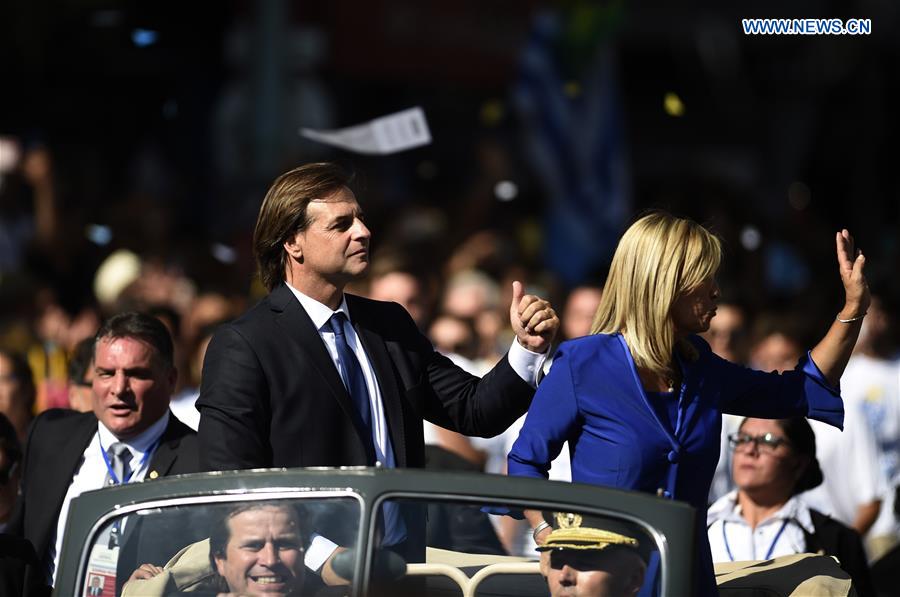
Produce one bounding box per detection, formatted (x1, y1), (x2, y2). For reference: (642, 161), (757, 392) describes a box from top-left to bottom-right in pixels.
(549, 549), (608, 571)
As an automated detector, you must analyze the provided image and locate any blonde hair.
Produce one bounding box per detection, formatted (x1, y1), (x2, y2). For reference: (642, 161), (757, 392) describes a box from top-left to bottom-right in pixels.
(591, 211), (722, 378)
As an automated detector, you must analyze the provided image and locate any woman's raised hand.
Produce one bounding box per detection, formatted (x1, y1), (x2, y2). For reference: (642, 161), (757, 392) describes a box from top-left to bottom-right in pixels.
(835, 229), (870, 318)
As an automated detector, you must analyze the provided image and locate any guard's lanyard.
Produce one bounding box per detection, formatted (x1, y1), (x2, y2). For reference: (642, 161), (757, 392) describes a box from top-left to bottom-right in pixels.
(98, 436), (160, 485)
(722, 518), (789, 562)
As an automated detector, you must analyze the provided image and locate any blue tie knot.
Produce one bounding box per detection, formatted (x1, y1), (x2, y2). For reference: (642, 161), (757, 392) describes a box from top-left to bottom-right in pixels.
(329, 312), (349, 337)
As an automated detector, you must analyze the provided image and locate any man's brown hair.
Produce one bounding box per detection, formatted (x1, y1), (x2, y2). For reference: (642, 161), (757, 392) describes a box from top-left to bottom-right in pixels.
(253, 162), (353, 291)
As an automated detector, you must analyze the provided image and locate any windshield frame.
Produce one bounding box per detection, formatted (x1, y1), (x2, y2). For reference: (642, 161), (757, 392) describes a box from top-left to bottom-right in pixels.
(54, 468), (695, 596)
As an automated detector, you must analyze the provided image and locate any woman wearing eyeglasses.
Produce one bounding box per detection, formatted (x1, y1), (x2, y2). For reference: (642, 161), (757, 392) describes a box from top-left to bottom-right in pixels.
(707, 417), (874, 596)
(508, 211), (870, 596)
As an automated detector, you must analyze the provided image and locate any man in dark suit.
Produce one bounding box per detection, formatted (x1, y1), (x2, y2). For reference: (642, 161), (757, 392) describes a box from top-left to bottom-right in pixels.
(12, 312), (200, 588)
(197, 162), (559, 577)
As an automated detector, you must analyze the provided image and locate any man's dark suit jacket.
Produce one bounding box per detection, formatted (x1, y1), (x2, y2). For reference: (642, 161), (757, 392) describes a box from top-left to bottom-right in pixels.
(197, 283), (535, 472)
(12, 409), (199, 583)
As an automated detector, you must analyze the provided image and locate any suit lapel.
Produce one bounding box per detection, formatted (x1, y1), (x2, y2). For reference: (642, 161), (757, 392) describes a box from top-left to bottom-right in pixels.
(612, 334), (681, 450)
(348, 295), (407, 467)
(270, 284), (376, 461)
(672, 343), (703, 441)
(146, 415), (184, 478)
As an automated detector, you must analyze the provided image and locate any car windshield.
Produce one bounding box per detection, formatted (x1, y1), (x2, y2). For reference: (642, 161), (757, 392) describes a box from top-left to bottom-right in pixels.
(79, 492), (662, 596)
(366, 496), (659, 597)
(83, 494), (362, 597)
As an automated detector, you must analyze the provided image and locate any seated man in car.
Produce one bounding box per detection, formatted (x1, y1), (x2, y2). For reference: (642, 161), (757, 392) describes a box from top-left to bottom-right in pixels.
(538, 515), (646, 597)
(210, 502), (306, 596)
(122, 502), (311, 596)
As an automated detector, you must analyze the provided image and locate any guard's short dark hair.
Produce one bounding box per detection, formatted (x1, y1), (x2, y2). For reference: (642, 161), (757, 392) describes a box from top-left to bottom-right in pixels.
(0, 350), (35, 415)
(209, 502), (305, 570)
(68, 337), (95, 383)
(253, 162), (354, 291)
(94, 312), (174, 370)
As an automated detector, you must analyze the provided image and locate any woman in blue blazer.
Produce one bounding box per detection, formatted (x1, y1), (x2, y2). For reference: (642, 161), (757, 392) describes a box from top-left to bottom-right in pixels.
(509, 211), (870, 595)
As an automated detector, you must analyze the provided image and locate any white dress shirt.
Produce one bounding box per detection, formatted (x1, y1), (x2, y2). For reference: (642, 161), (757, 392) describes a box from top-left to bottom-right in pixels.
(287, 284), (547, 570)
(169, 388), (200, 431)
(707, 490), (814, 563)
(49, 412), (170, 583)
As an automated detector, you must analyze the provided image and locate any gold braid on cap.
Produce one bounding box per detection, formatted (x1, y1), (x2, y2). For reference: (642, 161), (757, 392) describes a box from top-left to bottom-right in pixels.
(537, 512), (640, 551)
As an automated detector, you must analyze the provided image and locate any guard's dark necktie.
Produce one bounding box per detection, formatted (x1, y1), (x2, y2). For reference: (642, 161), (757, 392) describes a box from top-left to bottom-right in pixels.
(105, 442), (133, 486)
(326, 312), (375, 438)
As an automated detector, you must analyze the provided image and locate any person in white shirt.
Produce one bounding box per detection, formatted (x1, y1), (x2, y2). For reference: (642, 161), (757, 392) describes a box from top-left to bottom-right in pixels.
(803, 403), (884, 536)
(741, 325), (885, 537)
(834, 294), (900, 558)
(197, 162), (560, 585)
(12, 312), (199, 587)
(707, 417), (874, 595)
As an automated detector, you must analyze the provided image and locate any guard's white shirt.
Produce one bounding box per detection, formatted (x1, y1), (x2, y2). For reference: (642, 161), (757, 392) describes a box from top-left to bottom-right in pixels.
(49, 412), (169, 583)
(707, 490), (814, 562)
(287, 284), (547, 570)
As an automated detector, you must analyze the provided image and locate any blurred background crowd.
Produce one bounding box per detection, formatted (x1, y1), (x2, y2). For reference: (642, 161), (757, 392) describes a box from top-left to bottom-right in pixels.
(1, 0), (899, 576)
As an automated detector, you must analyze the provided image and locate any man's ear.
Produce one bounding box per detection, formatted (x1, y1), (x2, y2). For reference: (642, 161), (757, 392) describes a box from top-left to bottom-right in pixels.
(284, 234), (303, 261)
(214, 555), (226, 576)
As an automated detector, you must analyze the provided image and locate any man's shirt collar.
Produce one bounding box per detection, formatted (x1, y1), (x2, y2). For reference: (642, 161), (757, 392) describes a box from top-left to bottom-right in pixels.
(285, 282), (352, 330)
(97, 410), (170, 455)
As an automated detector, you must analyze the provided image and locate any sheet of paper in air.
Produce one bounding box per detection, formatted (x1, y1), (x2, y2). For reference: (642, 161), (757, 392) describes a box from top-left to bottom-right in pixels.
(299, 107), (431, 155)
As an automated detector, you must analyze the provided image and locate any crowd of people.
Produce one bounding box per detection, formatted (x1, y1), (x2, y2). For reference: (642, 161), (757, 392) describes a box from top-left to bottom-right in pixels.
(0, 153), (898, 597)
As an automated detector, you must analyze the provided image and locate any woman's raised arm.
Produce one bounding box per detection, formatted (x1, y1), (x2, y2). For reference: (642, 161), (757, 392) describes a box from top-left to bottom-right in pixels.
(809, 229), (871, 387)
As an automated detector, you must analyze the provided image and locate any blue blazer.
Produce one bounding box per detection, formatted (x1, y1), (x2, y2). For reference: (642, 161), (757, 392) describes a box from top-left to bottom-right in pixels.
(508, 333), (844, 595)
